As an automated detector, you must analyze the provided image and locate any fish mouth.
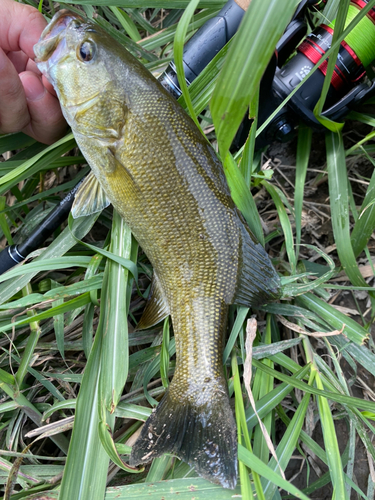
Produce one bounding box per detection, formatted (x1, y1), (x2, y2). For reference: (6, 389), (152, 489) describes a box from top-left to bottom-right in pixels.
(34, 10), (84, 63)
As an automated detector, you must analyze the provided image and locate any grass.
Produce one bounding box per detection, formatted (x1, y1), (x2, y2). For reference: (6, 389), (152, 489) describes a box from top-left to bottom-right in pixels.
(1, 0), (375, 499)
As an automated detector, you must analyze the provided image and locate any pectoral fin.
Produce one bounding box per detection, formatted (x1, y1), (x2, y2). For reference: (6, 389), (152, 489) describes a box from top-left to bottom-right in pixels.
(71, 172), (111, 218)
(137, 272), (169, 330)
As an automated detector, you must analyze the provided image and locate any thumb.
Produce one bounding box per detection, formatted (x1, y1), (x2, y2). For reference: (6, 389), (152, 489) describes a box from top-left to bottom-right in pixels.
(19, 70), (67, 145)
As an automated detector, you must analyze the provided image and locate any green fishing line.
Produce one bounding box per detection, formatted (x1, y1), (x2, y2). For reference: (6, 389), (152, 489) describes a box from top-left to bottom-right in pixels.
(330, 4), (375, 67)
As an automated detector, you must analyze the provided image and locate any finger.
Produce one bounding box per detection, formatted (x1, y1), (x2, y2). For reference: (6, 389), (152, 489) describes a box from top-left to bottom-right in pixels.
(0, 47), (30, 133)
(26, 59), (41, 75)
(0, 1), (47, 59)
(7, 50), (29, 73)
(41, 74), (57, 97)
(19, 71), (67, 145)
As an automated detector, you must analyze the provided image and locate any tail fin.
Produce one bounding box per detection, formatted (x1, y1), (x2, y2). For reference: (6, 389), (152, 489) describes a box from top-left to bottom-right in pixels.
(129, 385), (237, 489)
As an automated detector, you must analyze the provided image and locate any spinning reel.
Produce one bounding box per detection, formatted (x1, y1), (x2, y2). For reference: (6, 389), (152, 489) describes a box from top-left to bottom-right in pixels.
(159, 0), (375, 148)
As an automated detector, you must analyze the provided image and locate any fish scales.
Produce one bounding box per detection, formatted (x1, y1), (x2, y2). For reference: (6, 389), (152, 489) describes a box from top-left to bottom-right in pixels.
(34, 10), (281, 489)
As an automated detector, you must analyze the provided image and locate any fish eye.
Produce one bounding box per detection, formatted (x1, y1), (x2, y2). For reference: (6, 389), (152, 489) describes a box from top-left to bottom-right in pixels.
(78, 41), (96, 62)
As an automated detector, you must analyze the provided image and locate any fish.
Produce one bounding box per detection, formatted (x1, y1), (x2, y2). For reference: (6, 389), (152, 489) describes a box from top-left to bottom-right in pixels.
(34, 10), (281, 489)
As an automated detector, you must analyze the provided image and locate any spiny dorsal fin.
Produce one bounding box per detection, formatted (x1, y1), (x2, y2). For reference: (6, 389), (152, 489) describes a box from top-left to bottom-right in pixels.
(233, 222), (281, 307)
(136, 272), (169, 330)
(71, 172), (110, 219)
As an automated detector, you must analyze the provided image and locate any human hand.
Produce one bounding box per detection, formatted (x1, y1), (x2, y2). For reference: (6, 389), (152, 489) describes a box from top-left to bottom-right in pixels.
(0, 0), (66, 144)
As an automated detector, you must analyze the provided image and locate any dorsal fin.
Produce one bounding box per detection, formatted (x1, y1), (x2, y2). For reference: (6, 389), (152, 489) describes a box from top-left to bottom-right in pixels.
(71, 172), (111, 218)
(233, 221), (281, 307)
(137, 272), (169, 330)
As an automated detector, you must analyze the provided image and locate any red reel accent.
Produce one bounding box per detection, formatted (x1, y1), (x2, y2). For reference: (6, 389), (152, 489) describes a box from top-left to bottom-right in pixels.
(297, 21), (366, 91)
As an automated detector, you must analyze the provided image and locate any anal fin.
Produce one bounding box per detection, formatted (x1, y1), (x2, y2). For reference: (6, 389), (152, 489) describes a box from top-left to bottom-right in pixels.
(71, 172), (111, 219)
(136, 272), (169, 330)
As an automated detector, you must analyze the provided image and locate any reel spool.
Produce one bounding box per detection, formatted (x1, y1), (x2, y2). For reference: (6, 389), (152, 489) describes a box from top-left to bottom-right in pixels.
(256, 0), (375, 147)
(282, 0), (375, 108)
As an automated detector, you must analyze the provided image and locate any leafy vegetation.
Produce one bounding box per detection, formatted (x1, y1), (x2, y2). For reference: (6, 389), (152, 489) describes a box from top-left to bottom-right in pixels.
(1, 0), (375, 499)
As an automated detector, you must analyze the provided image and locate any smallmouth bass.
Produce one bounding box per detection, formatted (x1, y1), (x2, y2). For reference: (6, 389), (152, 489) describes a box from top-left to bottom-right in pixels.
(34, 10), (280, 489)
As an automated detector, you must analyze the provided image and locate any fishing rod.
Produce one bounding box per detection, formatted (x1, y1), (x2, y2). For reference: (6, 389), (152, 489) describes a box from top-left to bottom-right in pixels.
(0, 0), (374, 273)
(158, 0), (246, 99)
(0, 179), (85, 274)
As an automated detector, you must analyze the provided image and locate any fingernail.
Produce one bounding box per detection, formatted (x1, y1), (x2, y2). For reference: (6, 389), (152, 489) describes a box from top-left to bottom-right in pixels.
(20, 74), (46, 102)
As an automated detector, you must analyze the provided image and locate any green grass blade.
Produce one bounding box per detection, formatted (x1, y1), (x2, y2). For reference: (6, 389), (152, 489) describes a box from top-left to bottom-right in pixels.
(14, 285), (42, 388)
(211, 0), (298, 160)
(177, 40), (231, 116)
(98, 418), (140, 473)
(326, 131), (372, 289)
(68, 215), (138, 282)
(0, 134), (74, 187)
(160, 317), (170, 389)
(115, 403), (152, 421)
(232, 353), (259, 499)
(314, 0), (349, 117)
(0, 275), (102, 310)
(252, 359), (375, 413)
(103, 477), (241, 498)
(63, 0), (225, 7)
(239, 88), (259, 187)
(50, 280), (65, 359)
(139, 9), (217, 51)
(83, 254), (105, 356)
(0, 213), (100, 305)
(0, 294), (91, 334)
(262, 391), (311, 499)
(125, 8), (157, 35)
(0, 197), (14, 246)
(295, 292), (369, 345)
(59, 294), (108, 500)
(95, 16), (157, 61)
(0, 133), (35, 155)
(95, 213), (140, 476)
(99, 211), (132, 410)
(245, 364), (310, 429)
(351, 159), (375, 257)
(294, 125), (312, 258)
(173, 0), (202, 131)
(328, 336), (375, 383)
(0, 382), (69, 454)
(146, 455), (171, 482)
(43, 401), (76, 421)
(223, 154), (264, 245)
(252, 317), (274, 465)
(0, 257), (92, 283)
(315, 371), (348, 500)
(223, 306), (249, 363)
(262, 180), (296, 272)
(238, 444), (310, 500)
(109, 7), (141, 42)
